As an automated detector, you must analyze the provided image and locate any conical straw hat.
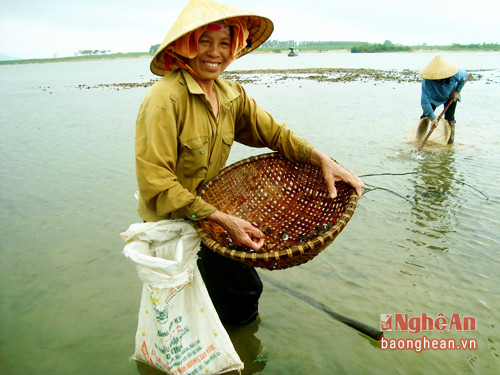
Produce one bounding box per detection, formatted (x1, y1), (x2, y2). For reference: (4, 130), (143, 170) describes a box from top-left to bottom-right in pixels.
(420, 56), (459, 80)
(151, 0), (274, 76)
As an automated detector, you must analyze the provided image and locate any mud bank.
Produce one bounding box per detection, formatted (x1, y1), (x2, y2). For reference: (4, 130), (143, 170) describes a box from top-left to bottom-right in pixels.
(74, 68), (488, 90)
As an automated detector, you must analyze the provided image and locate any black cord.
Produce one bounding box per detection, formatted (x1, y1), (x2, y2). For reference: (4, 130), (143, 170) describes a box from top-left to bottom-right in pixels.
(362, 184), (418, 208)
(359, 171), (490, 201)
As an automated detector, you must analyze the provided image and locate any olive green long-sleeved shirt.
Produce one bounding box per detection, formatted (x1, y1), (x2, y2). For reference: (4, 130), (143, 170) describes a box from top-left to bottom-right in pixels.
(135, 69), (313, 222)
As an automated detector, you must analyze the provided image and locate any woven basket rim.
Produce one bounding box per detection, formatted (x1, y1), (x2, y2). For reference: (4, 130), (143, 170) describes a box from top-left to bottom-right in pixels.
(195, 152), (358, 266)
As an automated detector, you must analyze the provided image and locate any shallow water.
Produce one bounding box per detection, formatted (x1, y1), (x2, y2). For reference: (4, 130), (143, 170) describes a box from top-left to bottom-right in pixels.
(1, 52), (499, 375)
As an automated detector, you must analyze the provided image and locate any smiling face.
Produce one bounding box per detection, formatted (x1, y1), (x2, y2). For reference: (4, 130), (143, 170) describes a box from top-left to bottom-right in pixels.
(188, 29), (233, 84)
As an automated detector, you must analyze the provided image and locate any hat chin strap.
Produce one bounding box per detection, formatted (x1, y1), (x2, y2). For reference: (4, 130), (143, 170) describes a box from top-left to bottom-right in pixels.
(163, 48), (197, 77)
(243, 34), (252, 52)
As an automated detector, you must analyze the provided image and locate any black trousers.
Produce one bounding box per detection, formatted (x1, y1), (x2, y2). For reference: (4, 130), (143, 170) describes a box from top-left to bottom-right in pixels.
(197, 244), (263, 325)
(421, 100), (457, 121)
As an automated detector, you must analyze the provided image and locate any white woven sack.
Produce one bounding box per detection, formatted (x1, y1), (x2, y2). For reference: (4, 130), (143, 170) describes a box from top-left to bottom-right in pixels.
(122, 220), (243, 374)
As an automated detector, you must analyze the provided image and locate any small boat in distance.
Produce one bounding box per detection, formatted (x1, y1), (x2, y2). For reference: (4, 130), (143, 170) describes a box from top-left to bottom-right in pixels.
(288, 48), (299, 57)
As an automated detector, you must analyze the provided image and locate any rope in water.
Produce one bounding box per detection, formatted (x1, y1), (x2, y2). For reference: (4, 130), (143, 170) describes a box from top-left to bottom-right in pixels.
(359, 171), (490, 201)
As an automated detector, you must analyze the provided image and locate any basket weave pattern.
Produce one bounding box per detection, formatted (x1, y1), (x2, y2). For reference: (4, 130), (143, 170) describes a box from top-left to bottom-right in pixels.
(195, 153), (357, 270)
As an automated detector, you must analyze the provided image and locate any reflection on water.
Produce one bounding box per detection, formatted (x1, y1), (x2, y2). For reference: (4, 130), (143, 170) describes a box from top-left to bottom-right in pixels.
(224, 317), (266, 375)
(409, 149), (457, 251)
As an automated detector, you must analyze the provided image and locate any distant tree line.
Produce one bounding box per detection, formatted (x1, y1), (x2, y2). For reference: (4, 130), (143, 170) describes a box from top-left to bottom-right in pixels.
(260, 40), (365, 52)
(421, 42), (500, 51)
(76, 41), (500, 60)
(351, 40), (410, 53)
(262, 40), (300, 48)
(75, 50), (112, 56)
(262, 40), (364, 48)
(257, 40), (500, 53)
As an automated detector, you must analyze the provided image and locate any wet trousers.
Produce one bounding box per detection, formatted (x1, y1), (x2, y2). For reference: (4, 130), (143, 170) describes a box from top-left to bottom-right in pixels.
(197, 244), (263, 325)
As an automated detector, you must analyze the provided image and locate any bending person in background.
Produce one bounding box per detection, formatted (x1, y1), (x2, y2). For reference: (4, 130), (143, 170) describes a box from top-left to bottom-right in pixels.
(420, 55), (469, 144)
(135, 0), (364, 326)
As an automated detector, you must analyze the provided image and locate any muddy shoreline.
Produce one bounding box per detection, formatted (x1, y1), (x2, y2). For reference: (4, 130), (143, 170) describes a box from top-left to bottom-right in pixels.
(223, 68), (423, 84)
(76, 68), (424, 91)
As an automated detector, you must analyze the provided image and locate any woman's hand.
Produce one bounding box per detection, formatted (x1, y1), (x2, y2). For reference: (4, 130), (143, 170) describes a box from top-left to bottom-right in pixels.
(309, 148), (364, 198)
(207, 210), (265, 251)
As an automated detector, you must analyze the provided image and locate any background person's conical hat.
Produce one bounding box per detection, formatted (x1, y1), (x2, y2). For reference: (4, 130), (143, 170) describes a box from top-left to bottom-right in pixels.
(151, 0), (274, 76)
(420, 56), (459, 80)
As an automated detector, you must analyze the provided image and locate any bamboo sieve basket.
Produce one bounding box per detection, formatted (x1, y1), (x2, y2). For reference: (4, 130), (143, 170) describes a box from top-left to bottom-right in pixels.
(194, 152), (357, 270)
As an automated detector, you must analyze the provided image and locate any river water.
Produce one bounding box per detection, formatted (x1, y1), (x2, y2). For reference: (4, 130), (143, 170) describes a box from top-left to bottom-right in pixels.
(0, 52), (499, 375)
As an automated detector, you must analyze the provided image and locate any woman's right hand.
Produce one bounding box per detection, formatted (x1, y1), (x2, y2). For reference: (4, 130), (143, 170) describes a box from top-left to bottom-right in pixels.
(207, 210), (265, 251)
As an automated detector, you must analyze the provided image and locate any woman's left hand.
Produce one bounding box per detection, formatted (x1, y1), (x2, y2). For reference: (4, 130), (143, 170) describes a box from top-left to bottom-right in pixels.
(309, 148), (364, 198)
(207, 210), (265, 251)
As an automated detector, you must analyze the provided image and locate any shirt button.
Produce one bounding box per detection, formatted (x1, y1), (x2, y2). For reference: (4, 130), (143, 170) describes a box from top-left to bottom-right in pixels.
(191, 214), (197, 219)
(200, 150), (204, 154)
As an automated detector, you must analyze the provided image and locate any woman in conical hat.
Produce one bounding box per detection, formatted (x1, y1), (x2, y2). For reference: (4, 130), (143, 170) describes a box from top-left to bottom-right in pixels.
(419, 55), (469, 144)
(135, 0), (364, 325)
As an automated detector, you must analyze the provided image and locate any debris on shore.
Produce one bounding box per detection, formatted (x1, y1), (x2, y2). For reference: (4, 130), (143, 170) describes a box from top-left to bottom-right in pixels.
(72, 68), (486, 90)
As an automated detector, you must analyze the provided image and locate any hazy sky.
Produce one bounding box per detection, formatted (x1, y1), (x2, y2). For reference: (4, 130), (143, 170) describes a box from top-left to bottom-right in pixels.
(1, 0), (499, 59)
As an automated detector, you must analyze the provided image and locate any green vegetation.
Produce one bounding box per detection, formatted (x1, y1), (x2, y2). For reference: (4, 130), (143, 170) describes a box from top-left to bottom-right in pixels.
(413, 42), (500, 51)
(351, 40), (410, 53)
(259, 40), (500, 54)
(352, 41), (499, 53)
